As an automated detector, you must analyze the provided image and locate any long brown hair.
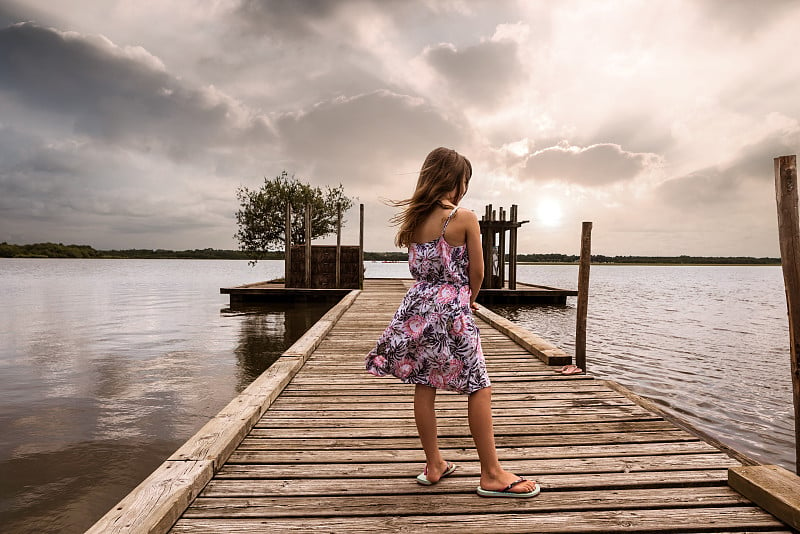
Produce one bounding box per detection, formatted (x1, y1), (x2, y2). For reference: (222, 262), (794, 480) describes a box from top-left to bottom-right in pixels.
(391, 147), (472, 247)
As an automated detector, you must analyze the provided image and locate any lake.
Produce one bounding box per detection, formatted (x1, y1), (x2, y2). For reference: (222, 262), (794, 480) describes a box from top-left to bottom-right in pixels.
(0, 259), (795, 533)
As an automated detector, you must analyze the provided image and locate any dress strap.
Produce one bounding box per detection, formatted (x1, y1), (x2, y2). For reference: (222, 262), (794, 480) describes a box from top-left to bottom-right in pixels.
(441, 206), (459, 236)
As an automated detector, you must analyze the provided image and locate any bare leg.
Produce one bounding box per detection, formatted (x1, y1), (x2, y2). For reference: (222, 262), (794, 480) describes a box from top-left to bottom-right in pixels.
(414, 384), (450, 482)
(468, 386), (537, 493)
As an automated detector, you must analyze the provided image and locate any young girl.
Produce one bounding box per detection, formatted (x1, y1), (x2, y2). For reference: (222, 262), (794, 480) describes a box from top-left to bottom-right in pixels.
(365, 147), (540, 498)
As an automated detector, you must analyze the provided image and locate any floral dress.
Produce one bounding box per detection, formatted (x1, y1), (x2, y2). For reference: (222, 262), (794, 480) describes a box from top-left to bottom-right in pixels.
(365, 207), (490, 394)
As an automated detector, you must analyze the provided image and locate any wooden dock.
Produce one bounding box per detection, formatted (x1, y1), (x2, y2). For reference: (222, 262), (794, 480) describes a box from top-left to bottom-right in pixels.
(175, 279), (789, 532)
(90, 279), (793, 533)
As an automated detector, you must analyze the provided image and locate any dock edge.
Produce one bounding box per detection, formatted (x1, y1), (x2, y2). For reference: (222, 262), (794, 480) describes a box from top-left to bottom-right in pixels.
(85, 289), (361, 534)
(474, 305), (572, 366)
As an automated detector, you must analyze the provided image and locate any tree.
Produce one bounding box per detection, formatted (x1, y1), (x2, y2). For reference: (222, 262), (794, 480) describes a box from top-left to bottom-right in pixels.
(235, 171), (354, 264)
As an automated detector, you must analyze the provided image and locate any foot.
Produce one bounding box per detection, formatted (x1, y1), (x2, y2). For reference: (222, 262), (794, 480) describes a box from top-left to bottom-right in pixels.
(480, 469), (537, 494)
(420, 460), (454, 484)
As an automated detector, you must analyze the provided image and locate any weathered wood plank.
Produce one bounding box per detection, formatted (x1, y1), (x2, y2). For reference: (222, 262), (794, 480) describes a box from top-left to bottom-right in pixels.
(203, 470), (733, 496)
(251, 413), (661, 428)
(238, 431), (702, 450)
(247, 420), (679, 438)
(729, 465), (800, 530)
(230, 441), (721, 461)
(259, 405), (649, 418)
(219, 454), (739, 478)
(184, 486), (751, 518)
(171, 507), (785, 533)
(86, 460), (213, 534)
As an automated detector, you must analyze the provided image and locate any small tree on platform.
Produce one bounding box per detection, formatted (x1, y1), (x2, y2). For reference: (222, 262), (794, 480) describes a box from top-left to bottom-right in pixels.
(235, 171), (353, 264)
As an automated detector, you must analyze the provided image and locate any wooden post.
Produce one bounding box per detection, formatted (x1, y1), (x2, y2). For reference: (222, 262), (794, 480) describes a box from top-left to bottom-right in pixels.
(575, 221), (592, 371)
(774, 154), (800, 474)
(483, 204), (492, 289)
(509, 205), (518, 290)
(284, 202), (292, 288)
(336, 203), (342, 289)
(499, 207), (506, 289)
(304, 203), (312, 288)
(358, 203), (364, 290)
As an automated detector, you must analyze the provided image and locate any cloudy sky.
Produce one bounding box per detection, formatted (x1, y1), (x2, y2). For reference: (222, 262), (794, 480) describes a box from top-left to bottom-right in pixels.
(1, 0), (798, 256)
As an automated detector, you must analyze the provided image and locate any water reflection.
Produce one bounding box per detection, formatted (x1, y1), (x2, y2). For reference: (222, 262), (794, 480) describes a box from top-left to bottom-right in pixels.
(0, 259), (333, 533)
(1, 439), (176, 534)
(223, 302), (331, 391)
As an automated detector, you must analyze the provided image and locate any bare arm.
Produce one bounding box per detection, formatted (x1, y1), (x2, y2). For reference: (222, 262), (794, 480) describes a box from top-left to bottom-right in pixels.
(464, 210), (484, 308)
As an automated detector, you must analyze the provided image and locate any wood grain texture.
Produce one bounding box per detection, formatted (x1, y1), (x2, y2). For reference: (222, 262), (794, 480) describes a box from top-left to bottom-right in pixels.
(86, 460), (213, 534)
(729, 464), (800, 529)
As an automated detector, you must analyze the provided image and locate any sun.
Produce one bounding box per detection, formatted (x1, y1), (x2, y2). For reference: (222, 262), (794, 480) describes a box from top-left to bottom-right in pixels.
(536, 199), (563, 227)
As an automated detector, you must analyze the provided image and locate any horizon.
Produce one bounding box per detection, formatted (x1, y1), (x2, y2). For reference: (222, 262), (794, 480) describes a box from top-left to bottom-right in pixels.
(0, 240), (783, 260)
(1, 1), (799, 256)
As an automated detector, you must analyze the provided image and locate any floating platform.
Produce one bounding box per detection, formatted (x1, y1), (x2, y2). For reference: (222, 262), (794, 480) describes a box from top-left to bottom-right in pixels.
(221, 279), (351, 304)
(478, 281), (577, 305)
(90, 279), (794, 533)
(222, 278), (577, 305)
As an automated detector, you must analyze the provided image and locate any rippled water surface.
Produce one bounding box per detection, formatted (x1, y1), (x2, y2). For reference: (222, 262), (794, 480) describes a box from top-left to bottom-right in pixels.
(0, 259), (330, 534)
(492, 264), (796, 472)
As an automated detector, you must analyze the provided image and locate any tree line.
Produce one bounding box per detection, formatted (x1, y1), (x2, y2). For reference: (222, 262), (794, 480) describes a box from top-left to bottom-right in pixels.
(0, 242), (266, 260)
(517, 253), (779, 264)
(0, 242), (779, 264)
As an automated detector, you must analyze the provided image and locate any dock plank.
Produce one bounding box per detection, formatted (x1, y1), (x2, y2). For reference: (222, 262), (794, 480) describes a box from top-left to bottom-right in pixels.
(172, 507), (786, 533)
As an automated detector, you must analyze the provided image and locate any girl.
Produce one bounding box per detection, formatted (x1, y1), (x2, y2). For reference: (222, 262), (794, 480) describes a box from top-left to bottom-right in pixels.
(365, 147), (540, 498)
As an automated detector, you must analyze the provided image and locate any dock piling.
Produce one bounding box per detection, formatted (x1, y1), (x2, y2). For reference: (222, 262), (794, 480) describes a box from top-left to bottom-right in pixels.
(284, 202), (292, 287)
(575, 221), (592, 371)
(336, 203), (342, 288)
(304, 203), (312, 288)
(773, 154), (800, 474)
(359, 203), (364, 290)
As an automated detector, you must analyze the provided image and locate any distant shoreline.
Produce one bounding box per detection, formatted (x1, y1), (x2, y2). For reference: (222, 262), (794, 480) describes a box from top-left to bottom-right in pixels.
(0, 242), (781, 265)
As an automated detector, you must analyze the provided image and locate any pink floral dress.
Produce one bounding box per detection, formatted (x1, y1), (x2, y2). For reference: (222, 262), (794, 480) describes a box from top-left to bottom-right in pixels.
(365, 207), (490, 394)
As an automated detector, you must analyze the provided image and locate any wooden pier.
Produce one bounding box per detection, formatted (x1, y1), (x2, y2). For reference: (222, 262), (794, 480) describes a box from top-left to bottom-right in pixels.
(90, 279), (792, 533)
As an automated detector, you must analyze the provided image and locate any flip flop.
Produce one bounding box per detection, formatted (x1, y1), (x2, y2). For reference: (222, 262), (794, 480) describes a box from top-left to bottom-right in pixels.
(477, 477), (541, 498)
(416, 461), (457, 486)
(561, 365), (583, 375)
(554, 365), (573, 373)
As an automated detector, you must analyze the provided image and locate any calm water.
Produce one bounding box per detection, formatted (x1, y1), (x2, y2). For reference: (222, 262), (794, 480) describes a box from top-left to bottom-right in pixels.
(1, 260), (796, 533)
(0, 259), (331, 534)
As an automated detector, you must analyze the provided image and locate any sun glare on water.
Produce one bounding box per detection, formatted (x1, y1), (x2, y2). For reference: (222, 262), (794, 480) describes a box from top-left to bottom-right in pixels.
(536, 199), (563, 227)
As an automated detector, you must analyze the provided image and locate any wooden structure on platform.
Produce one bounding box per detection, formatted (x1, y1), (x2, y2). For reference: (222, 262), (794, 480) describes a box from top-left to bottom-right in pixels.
(283, 202), (364, 290)
(476, 204), (578, 305)
(479, 204), (527, 290)
(89, 279), (794, 533)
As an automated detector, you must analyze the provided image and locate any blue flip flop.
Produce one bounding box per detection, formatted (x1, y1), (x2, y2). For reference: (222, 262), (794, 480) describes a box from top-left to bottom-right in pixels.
(416, 461), (457, 485)
(477, 477), (541, 498)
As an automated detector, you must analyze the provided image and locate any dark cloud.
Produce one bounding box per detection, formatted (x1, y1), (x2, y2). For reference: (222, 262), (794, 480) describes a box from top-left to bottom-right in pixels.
(0, 126), (235, 248)
(237, 0), (337, 37)
(424, 39), (523, 108)
(699, 0), (797, 38)
(275, 89), (466, 188)
(0, 22), (273, 159)
(235, 0), (405, 39)
(657, 130), (799, 209)
(521, 143), (654, 186)
(0, 0), (50, 27)
(589, 113), (674, 156)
